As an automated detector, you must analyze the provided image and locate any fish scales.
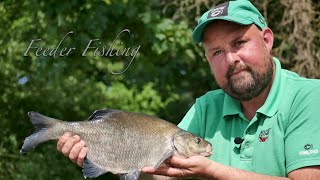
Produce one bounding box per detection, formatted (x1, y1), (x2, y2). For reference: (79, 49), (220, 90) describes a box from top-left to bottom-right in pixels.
(20, 109), (212, 179)
(78, 111), (178, 173)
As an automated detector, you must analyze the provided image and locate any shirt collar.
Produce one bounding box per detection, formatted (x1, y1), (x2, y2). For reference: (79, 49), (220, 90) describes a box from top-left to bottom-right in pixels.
(222, 57), (283, 118)
(256, 57), (283, 117)
(222, 93), (241, 117)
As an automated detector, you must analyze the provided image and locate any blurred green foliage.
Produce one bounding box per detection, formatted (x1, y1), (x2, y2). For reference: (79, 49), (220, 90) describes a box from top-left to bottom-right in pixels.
(1, 0), (319, 179)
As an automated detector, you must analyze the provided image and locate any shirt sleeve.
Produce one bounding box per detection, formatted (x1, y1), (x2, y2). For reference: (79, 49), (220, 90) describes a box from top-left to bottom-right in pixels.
(285, 85), (320, 173)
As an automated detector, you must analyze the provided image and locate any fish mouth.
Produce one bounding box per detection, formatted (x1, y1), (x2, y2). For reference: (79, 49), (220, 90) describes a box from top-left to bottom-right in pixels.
(201, 144), (213, 157)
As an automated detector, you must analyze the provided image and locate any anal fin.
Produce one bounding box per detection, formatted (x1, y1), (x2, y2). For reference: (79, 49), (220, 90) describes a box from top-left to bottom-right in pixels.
(82, 157), (107, 178)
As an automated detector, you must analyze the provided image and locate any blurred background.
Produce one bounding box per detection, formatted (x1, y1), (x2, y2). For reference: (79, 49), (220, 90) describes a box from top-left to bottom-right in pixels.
(0, 0), (319, 179)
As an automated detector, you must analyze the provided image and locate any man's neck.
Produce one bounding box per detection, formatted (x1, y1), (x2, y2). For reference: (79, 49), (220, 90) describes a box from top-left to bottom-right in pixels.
(240, 86), (271, 120)
(241, 64), (276, 121)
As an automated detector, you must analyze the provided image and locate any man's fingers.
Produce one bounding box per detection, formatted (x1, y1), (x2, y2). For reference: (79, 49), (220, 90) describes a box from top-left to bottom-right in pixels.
(69, 140), (86, 163)
(61, 135), (81, 156)
(142, 166), (170, 174)
(57, 132), (72, 151)
(141, 166), (156, 173)
(166, 156), (189, 168)
(77, 146), (88, 167)
(142, 166), (188, 177)
(162, 167), (188, 177)
(56, 133), (87, 167)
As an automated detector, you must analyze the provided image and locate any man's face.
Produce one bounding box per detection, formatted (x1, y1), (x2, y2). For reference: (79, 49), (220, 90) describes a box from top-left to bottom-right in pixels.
(202, 21), (274, 101)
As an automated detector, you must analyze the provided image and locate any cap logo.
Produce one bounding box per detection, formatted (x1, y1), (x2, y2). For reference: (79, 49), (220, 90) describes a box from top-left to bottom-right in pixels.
(208, 2), (229, 18)
(258, 16), (265, 25)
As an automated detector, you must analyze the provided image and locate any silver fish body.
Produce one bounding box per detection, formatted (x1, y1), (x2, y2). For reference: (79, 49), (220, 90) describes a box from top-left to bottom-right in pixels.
(21, 109), (212, 179)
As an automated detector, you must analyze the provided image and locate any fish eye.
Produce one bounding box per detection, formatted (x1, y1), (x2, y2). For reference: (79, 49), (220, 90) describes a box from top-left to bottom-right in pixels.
(194, 137), (201, 144)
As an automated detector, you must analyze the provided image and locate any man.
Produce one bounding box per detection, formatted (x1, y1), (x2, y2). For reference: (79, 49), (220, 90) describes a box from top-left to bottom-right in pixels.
(57, 0), (320, 179)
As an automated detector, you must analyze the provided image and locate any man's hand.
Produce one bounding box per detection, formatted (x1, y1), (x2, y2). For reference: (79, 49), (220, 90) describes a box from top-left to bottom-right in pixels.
(142, 155), (216, 179)
(57, 132), (88, 167)
(143, 155), (318, 180)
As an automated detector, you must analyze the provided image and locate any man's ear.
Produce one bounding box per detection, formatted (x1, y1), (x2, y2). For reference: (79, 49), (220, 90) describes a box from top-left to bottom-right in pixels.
(261, 27), (274, 51)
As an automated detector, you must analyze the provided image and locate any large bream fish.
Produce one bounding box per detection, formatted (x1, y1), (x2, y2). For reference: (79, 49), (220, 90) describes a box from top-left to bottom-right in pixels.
(20, 109), (212, 179)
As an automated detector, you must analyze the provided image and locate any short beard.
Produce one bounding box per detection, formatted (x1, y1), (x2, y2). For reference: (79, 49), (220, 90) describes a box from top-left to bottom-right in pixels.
(219, 56), (274, 101)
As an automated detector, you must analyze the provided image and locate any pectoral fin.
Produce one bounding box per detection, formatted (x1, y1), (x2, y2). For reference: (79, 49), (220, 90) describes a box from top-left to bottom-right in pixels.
(82, 157), (107, 178)
(153, 149), (174, 169)
(120, 170), (140, 180)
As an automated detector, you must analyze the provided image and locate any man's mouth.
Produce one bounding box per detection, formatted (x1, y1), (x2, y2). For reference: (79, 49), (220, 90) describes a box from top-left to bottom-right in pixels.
(228, 68), (248, 77)
(231, 69), (244, 75)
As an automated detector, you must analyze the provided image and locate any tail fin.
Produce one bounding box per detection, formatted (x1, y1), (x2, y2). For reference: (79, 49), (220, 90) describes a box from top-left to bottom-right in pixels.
(20, 112), (62, 154)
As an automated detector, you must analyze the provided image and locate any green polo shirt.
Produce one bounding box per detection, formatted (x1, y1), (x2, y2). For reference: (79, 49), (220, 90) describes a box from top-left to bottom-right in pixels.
(178, 57), (320, 177)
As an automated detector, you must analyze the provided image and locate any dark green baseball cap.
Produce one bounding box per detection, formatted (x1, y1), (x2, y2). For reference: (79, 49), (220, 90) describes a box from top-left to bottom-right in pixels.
(192, 0), (267, 43)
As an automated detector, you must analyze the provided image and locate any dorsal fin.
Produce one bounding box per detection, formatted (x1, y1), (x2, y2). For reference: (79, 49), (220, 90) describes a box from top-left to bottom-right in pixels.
(87, 109), (120, 121)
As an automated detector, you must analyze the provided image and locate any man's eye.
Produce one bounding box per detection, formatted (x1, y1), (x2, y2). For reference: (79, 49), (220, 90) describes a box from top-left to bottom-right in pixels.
(235, 41), (245, 47)
(213, 50), (222, 56)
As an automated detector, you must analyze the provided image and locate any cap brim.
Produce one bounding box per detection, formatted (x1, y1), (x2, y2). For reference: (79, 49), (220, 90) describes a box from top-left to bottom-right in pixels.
(192, 16), (254, 44)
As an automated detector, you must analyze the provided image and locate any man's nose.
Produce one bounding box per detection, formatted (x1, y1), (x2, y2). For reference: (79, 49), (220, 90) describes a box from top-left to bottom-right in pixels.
(226, 52), (240, 66)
